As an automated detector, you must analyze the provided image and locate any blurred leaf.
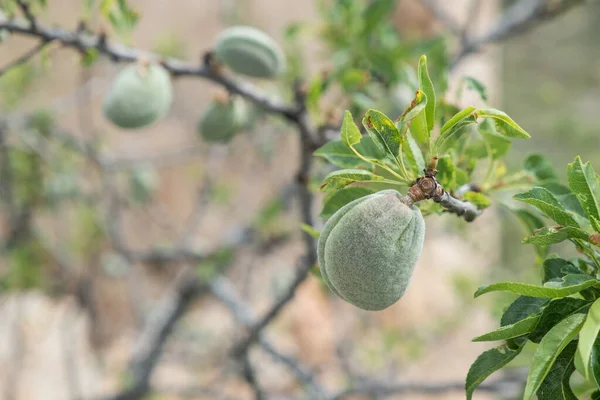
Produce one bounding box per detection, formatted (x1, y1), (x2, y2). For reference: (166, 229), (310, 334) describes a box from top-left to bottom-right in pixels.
(477, 108), (530, 139)
(567, 156), (600, 222)
(474, 275), (598, 299)
(465, 344), (522, 400)
(417, 55), (435, 133)
(463, 192), (491, 209)
(472, 314), (540, 342)
(464, 76), (488, 101)
(0, 63), (36, 108)
(128, 165), (159, 205)
(361, 0), (396, 34)
(436, 156), (455, 188)
(341, 110), (361, 147)
(300, 224), (320, 239)
(523, 226), (590, 246)
(319, 169), (384, 191)
(81, 48), (99, 67)
(362, 109), (401, 160)
(514, 187), (579, 227)
(576, 298), (600, 380)
(537, 342), (578, 400)
(152, 31), (186, 59)
(320, 186), (375, 218)
(529, 297), (590, 343)
(480, 120), (512, 160)
(525, 153), (558, 182)
(523, 313), (585, 400)
(306, 73), (323, 114)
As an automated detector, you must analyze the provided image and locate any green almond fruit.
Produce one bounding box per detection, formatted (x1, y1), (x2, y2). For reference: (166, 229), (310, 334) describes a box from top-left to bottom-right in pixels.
(318, 190), (425, 311)
(103, 63), (173, 129)
(197, 97), (249, 143)
(214, 26), (285, 79)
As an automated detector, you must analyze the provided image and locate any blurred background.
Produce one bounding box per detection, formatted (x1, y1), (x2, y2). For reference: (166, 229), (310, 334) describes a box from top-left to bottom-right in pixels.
(0, 0), (597, 399)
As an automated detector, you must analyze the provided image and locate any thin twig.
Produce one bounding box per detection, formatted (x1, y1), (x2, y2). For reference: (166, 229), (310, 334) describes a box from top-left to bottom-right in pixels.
(16, 0), (36, 29)
(0, 39), (50, 77)
(452, 0), (585, 68)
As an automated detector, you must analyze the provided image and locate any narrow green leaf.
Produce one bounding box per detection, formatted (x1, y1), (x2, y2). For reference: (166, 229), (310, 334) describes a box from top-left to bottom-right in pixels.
(525, 153), (558, 182)
(404, 131), (425, 175)
(300, 224), (320, 239)
(536, 342), (578, 400)
(319, 169), (384, 192)
(407, 91), (429, 144)
(320, 186), (375, 218)
(474, 274), (599, 299)
(465, 344), (522, 400)
(472, 314), (540, 342)
(464, 76), (488, 101)
(440, 106), (477, 135)
(514, 187), (579, 227)
(463, 192), (491, 209)
(418, 55), (436, 133)
(513, 208), (549, 259)
(523, 313), (585, 400)
(567, 156), (600, 222)
(362, 109), (402, 159)
(577, 298), (600, 380)
(435, 113), (477, 155)
(529, 298), (590, 343)
(341, 110), (362, 147)
(477, 108), (530, 139)
(523, 226), (590, 246)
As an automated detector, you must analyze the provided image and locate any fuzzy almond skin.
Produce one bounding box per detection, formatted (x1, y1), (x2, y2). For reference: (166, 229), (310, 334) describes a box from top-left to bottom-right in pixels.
(318, 190), (425, 311)
(197, 98), (248, 143)
(103, 63), (173, 129)
(214, 26), (285, 78)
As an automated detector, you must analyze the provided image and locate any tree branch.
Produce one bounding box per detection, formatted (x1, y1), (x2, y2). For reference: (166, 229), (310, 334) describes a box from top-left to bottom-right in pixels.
(451, 0), (585, 68)
(100, 269), (204, 400)
(0, 14), (299, 118)
(0, 39), (50, 77)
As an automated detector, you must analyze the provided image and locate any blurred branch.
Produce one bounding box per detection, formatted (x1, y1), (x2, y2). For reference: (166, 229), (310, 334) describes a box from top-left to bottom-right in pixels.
(241, 354), (267, 400)
(328, 376), (522, 400)
(16, 0), (36, 29)
(101, 268), (204, 400)
(451, 0), (586, 68)
(210, 277), (328, 399)
(0, 39), (50, 77)
(419, 0), (463, 35)
(0, 14), (299, 118)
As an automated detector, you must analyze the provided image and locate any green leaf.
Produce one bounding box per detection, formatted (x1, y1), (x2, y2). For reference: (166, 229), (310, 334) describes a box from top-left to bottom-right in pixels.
(440, 106), (477, 135)
(362, 109), (401, 160)
(320, 186), (375, 218)
(513, 208), (549, 258)
(543, 257), (577, 284)
(407, 91), (429, 144)
(464, 76), (488, 101)
(525, 153), (558, 182)
(436, 156), (455, 188)
(404, 131), (425, 175)
(529, 298), (590, 343)
(541, 182), (586, 217)
(319, 169), (384, 192)
(477, 108), (530, 139)
(567, 156), (600, 222)
(463, 192), (491, 209)
(577, 298), (600, 380)
(341, 110), (362, 147)
(474, 275), (599, 299)
(465, 344), (522, 400)
(523, 226), (590, 246)
(591, 336), (600, 388)
(501, 296), (549, 326)
(514, 187), (579, 227)
(480, 120), (512, 160)
(523, 313), (585, 400)
(417, 55), (435, 133)
(301, 224), (320, 239)
(402, 90), (427, 122)
(472, 314), (540, 342)
(314, 139), (384, 168)
(537, 342), (578, 400)
(592, 216), (600, 233)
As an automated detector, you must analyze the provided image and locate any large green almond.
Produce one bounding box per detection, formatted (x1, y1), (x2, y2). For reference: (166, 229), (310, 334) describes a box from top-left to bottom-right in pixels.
(318, 189), (425, 311)
(103, 63), (173, 129)
(214, 26), (285, 79)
